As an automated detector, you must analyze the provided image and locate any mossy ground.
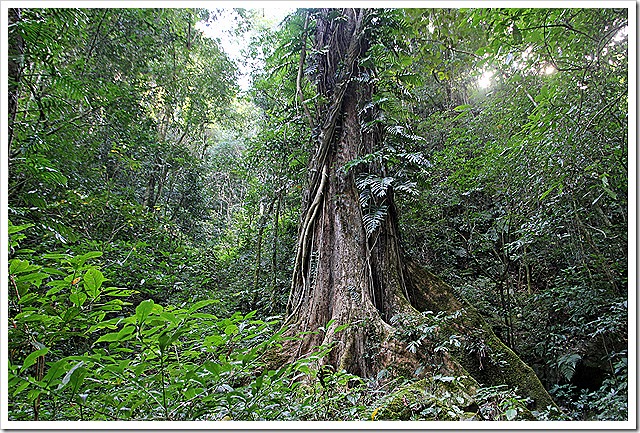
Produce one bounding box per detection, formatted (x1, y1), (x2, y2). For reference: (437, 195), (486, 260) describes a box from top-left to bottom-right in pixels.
(374, 374), (478, 420)
(372, 373), (539, 421)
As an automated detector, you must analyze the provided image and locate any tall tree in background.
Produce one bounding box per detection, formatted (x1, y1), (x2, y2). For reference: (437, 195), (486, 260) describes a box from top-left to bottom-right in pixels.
(8, 8), (24, 152)
(283, 8), (554, 409)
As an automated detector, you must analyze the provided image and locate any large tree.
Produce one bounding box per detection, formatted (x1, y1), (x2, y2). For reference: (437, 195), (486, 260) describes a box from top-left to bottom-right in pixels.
(282, 8), (555, 411)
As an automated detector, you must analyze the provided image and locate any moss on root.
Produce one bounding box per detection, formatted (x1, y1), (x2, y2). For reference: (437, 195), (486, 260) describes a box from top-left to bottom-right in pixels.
(269, 260), (556, 420)
(453, 323), (554, 412)
(372, 372), (539, 421)
(374, 374), (478, 420)
(406, 261), (556, 411)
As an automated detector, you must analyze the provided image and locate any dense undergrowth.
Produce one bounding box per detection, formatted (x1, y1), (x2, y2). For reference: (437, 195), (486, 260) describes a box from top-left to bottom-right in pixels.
(8, 222), (626, 421)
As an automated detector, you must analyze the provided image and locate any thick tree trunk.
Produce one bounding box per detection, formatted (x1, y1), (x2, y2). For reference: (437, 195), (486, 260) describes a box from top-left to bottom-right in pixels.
(282, 8), (555, 412)
(285, 8), (415, 378)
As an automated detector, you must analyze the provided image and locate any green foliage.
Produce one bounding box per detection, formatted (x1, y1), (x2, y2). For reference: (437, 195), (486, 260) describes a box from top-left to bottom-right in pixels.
(6, 5), (628, 423)
(8, 222), (135, 419)
(391, 309), (463, 367)
(547, 351), (627, 421)
(393, 9), (627, 422)
(9, 255), (375, 421)
(8, 222), (285, 420)
(9, 8), (238, 250)
(9, 221), (568, 422)
(7, 223), (367, 421)
(473, 384), (533, 420)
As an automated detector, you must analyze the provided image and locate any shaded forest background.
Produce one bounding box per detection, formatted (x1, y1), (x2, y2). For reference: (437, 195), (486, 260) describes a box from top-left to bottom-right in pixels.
(6, 7), (629, 421)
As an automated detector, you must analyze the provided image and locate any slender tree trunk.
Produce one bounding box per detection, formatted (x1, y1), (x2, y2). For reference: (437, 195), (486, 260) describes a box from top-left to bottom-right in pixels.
(8, 8), (24, 156)
(143, 173), (156, 211)
(271, 192), (282, 290)
(154, 163), (168, 208)
(252, 197), (276, 308)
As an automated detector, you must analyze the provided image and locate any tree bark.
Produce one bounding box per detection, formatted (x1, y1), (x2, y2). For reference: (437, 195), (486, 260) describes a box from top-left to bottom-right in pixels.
(285, 8), (407, 378)
(282, 8), (555, 411)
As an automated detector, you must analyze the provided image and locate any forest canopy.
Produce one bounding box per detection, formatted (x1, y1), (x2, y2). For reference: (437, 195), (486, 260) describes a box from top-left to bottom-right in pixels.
(4, 5), (632, 424)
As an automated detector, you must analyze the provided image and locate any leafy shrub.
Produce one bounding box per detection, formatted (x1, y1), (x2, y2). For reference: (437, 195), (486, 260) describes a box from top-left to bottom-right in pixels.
(548, 351), (628, 421)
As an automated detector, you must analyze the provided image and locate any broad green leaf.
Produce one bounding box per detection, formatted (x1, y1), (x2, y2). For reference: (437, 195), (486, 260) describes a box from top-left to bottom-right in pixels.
(45, 280), (69, 296)
(41, 267), (67, 276)
(27, 388), (45, 402)
(188, 299), (219, 314)
(297, 364), (311, 374)
(69, 291), (87, 307)
(335, 323), (351, 333)
(17, 293), (39, 305)
(203, 361), (221, 376)
(87, 317), (121, 333)
(159, 311), (179, 324)
(453, 104), (472, 112)
(83, 268), (106, 298)
(44, 284), (64, 297)
(95, 332), (121, 343)
(42, 359), (69, 386)
(224, 324), (239, 336)
(158, 332), (172, 351)
(158, 326), (185, 350)
(8, 222), (34, 235)
(103, 287), (136, 297)
(78, 251), (103, 262)
(69, 251), (103, 269)
(135, 299), (154, 323)
(205, 334), (225, 347)
(62, 306), (81, 322)
(69, 366), (87, 395)
(20, 348), (49, 373)
(9, 259), (40, 275)
(15, 272), (49, 287)
(14, 312), (52, 323)
(95, 325), (135, 343)
(505, 408), (517, 420)
(12, 380), (31, 397)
